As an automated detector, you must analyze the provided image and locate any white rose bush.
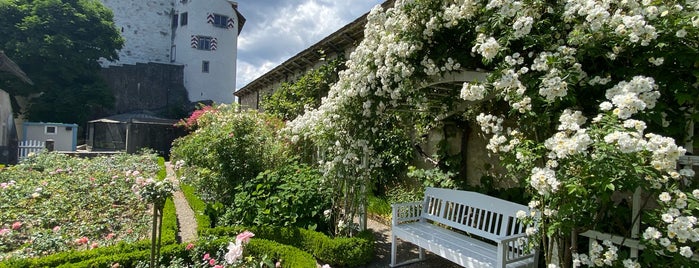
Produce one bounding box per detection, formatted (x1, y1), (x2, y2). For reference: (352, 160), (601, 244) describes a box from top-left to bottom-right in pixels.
(287, 0), (698, 266)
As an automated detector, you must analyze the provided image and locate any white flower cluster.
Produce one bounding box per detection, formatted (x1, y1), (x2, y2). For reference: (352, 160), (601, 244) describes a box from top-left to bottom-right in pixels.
(558, 109), (587, 131)
(441, 0), (480, 29)
(564, 0), (658, 46)
(645, 133), (686, 172)
(604, 131), (646, 153)
(486, 0), (523, 17)
(512, 16), (534, 39)
(460, 83), (487, 101)
(472, 34), (501, 61)
(588, 75), (612, 86)
(539, 68), (569, 101)
(546, 110), (593, 159)
(476, 113), (504, 134)
(529, 167), (560, 195)
(644, 207), (699, 258)
(544, 130), (593, 159)
(572, 240), (619, 267)
(604, 76), (660, 119)
(494, 69), (526, 97)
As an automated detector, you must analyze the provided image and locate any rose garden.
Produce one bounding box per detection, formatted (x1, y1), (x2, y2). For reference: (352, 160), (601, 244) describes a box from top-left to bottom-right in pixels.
(2, 0), (699, 267)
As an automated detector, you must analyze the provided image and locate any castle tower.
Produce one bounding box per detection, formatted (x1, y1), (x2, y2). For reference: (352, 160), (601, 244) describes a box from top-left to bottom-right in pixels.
(172, 0), (243, 103)
(99, 0), (244, 104)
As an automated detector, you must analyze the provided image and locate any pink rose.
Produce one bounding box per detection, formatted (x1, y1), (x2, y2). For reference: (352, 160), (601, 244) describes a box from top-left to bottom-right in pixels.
(186, 243), (195, 250)
(0, 228), (10, 236)
(203, 253), (211, 260)
(208, 259), (216, 266)
(75, 236), (89, 245)
(235, 230), (255, 244)
(90, 242), (99, 249)
(106, 233), (115, 239)
(53, 226), (61, 232)
(11, 222), (21, 230)
(214, 265), (223, 268)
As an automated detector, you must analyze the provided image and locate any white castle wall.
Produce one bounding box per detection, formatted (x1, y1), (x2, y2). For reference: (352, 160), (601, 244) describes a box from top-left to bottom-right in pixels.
(99, 0), (239, 104)
(173, 0), (239, 103)
(100, 0), (175, 65)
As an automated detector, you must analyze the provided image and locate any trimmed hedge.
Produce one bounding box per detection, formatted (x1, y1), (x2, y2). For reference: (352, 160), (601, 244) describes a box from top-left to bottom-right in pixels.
(182, 181), (374, 267)
(192, 237), (317, 268)
(180, 183), (211, 231)
(203, 226), (374, 267)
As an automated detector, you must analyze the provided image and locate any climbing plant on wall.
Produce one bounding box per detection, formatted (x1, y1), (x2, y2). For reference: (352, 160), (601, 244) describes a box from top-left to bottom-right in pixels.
(261, 57), (345, 121)
(286, 0), (699, 266)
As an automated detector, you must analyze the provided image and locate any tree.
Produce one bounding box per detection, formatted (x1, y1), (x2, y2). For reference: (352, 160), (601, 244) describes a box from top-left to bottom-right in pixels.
(0, 0), (123, 124)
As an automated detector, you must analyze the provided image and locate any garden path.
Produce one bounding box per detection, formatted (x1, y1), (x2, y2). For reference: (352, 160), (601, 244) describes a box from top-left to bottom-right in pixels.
(166, 162), (198, 243)
(166, 161), (460, 267)
(361, 217), (461, 268)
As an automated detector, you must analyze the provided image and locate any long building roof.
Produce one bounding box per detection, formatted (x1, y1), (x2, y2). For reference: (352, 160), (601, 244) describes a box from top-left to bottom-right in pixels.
(234, 0), (394, 98)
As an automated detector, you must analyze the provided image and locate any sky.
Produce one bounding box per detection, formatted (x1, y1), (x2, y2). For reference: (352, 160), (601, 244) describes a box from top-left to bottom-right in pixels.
(234, 0), (385, 90)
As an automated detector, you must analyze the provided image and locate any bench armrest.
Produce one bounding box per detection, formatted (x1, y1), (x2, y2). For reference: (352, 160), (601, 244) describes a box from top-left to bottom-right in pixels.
(496, 233), (537, 264)
(391, 201), (423, 226)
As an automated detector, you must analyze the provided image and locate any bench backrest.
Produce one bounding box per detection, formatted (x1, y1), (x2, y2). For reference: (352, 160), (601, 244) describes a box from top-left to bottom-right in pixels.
(422, 187), (529, 241)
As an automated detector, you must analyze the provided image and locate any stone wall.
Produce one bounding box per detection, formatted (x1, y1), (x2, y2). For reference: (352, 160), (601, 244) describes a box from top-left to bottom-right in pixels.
(99, 62), (190, 118)
(100, 0), (175, 65)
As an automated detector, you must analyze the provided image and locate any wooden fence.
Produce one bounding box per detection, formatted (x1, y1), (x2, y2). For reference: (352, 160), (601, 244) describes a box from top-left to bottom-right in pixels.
(18, 140), (45, 161)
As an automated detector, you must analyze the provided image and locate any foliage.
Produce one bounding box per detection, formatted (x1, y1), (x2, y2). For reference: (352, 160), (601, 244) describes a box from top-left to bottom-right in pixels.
(203, 225), (375, 267)
(0, 0), (123, 123)
(286, 0), (699, 266)
(0, 152), (162, 260)
(179, 183), (212, 231)
(406, 165), (457, 189)
(261, 56), (344, 121)
(220, 160), (332, 232)
(0, 197), (178, 267)
(171, 104), (287, 206)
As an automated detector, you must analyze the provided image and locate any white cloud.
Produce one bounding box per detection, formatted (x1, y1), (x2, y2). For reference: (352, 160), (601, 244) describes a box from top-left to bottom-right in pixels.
(235, 0), (384, 90)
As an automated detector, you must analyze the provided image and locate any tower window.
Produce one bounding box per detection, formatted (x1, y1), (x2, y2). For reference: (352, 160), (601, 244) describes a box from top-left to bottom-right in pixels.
(212, 14), (229, 28)
(172, 14), (179, 28)
(202, 61), (210, 73)
(196, 36), (212, 50)
(180, 12), (188, 26)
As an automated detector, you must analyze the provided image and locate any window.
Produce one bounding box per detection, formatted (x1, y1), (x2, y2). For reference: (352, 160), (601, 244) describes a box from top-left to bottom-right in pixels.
(170, 45), (176, 62)
(180, 12), (188, 26)
(212, 14), (229, 28)
(45, 126), (56, 135)
(202, 61), (210, 73)
(197, 36), (212, 50)
(172, 14), (178, 28)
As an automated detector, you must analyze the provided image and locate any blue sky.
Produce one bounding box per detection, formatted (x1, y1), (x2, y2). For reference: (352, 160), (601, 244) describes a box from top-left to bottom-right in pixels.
(234, 0), (384, 90)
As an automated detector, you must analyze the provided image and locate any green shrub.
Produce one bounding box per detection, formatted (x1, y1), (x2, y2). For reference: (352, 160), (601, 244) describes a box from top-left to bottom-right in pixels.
(221, 161), (331, 231)
(171, 104), (288, 206)
(203, 225), (375, 267)
(180, 183), (211, 231)
(246, 239), (316, 268)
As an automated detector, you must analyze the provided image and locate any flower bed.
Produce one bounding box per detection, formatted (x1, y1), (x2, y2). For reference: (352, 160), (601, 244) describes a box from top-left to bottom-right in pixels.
(0, 152), (162, 260)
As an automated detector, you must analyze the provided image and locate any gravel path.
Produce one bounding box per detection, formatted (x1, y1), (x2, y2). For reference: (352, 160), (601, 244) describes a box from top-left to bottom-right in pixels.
(361, 217), (461, 268)
(166, 162), (198, 243)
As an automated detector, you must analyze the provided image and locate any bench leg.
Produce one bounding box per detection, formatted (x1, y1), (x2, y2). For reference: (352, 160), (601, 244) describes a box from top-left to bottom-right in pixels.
(391, 234), (398, 267)
(390, 235), (427, 267)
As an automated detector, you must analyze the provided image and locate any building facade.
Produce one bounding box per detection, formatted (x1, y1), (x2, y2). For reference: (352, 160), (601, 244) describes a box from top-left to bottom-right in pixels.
(100, 0), (244, 104)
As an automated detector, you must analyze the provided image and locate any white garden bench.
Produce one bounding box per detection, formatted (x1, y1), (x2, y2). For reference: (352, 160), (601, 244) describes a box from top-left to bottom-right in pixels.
(391, 187), (538, 267)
